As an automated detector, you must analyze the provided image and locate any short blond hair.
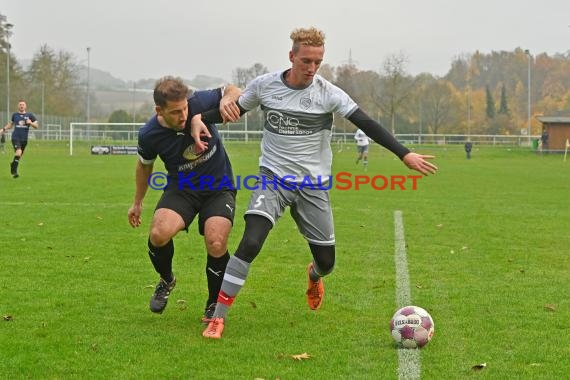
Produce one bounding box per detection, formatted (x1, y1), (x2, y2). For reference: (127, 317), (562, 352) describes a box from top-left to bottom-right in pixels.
(290, 27), (325, 53)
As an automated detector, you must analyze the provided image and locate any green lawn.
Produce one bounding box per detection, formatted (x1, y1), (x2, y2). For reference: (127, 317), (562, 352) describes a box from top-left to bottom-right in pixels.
(0, 141), (568, 379)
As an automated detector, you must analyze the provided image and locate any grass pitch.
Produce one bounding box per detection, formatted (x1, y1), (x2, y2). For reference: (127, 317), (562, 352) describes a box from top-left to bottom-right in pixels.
(0, 141), (568, 379)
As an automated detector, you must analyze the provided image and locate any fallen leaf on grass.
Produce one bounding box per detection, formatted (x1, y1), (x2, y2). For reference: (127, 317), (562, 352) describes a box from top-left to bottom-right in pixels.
(249, 301), (257, 309)
(3, 315), (13, 321)
(37, 222), (44, 227)
(436, 224), (443, 228)
(176, 299), (187, 311)
(543, 304), (556, 312)
(291, 352), (312, 361)
(471, 363), (487, 371)
(415, 284), (423, 289)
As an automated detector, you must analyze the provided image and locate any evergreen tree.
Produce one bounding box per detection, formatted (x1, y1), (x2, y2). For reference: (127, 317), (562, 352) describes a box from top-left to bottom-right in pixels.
(485, 85), (495, 119)
(498, 83), (509, 114)
(108, 109), (131, 123)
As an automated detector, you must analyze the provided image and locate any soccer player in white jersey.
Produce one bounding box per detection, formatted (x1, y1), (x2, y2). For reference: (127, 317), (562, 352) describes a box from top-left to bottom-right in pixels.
(354, 128), (371, 169)
(199, 27), (438, 339)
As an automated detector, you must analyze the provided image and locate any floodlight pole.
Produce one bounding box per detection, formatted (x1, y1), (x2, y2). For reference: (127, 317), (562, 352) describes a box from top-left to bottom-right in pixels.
(418, 101), (422, 144)
(41, 82), (45, 128)
(86, 47), (91, 122)
(6, 23), (13, 116)
(525, 49), (532, 146)
(132, 82), (137, 123)
(467, 54), (472, 138)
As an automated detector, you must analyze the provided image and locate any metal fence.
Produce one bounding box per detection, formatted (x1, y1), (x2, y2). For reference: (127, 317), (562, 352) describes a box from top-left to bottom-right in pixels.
(0, 116), (539, 150)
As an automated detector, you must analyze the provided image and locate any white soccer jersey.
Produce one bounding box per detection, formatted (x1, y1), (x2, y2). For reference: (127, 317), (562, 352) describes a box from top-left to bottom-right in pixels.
(239, 71), (358, 183)
(355, 129), (370, 146)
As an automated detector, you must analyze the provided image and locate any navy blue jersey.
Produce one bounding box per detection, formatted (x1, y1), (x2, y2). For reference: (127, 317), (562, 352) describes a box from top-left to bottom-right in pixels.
(10, 112), (37, 141)
(137, 89), (234, 191)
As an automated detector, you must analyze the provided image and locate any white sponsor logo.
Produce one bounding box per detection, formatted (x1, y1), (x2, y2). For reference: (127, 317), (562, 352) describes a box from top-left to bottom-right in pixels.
(266, 110), (299, 129)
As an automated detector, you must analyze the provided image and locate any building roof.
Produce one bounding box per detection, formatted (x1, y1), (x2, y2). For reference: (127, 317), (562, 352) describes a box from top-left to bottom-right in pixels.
(536, 116), (570, 123)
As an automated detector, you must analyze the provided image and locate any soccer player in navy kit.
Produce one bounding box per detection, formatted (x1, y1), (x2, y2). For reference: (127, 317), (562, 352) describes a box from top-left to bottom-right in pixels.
(127, 76), (241, 322)
(200, 27), (438, 339)
(1, 100), (39, 178)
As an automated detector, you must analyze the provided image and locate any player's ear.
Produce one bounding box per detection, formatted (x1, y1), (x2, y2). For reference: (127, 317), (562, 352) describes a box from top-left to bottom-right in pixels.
(155, 106), (162, 116)
(289, 50), (294, 64)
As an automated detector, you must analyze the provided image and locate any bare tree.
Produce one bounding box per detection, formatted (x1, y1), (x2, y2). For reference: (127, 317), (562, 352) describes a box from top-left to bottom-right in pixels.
(232, 63), (269, 88)
(376, 52), (416, 134)
(27, 44), (83, 116)
(423, 80), (456, 134)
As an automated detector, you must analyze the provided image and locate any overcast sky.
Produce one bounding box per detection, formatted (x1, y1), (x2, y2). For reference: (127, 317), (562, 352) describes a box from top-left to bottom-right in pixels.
(4, 0), (570, 82)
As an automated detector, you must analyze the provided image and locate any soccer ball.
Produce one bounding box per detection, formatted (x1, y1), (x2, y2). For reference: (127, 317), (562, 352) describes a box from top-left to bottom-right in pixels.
(390, 305), (435, 348)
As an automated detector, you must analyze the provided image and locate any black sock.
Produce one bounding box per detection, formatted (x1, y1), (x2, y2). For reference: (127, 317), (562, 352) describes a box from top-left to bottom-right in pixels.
(147, 238), (174, 283)
(206, 251), (230, 306)
(11, 156), (20, 172)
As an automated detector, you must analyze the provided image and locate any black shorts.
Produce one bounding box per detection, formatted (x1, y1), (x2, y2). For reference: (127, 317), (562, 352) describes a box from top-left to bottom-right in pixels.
(12, 139), (28, 152)
(155, 189), (236, 235)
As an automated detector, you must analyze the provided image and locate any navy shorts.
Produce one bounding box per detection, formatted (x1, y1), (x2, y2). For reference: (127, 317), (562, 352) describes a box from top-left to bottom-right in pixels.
(155, 189), (236, 235)
(12, 138), (28, 152)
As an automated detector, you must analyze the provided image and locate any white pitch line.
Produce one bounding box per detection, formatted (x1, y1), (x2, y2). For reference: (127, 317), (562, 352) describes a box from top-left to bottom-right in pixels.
(394, 210), (421, 380)
(0, 201), (126, 207)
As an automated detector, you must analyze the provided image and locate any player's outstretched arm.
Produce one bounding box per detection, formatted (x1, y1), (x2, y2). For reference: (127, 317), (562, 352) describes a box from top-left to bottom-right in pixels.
(402, 152), (438, 176)
(348, 108), (438, 175)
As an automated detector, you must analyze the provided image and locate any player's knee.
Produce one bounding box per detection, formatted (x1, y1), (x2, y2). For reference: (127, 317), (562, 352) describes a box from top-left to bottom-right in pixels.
(205, 238), (227, 257)
(149, 227), (171, 247)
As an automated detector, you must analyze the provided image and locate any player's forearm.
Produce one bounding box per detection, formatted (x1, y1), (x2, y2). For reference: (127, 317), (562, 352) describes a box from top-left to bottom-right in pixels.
(348, 108), (410, 159)
(133, 161), (153, 205)
(202, 103), (247, 124)
(30, 121), (39, 129)
(222, 84), (242, 103)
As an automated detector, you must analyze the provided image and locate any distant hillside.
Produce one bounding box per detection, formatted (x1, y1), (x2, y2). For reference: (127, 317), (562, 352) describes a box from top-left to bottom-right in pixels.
(77, 66), (128, 90)
(76, 65), (227, 91)
(20, 57), (228, 90)
(74, 66), (228, 117)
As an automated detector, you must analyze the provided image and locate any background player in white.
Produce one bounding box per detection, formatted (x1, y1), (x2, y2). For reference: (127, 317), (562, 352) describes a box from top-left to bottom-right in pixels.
(354, 128), (370, 169)
(197, 27), (438, 339)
